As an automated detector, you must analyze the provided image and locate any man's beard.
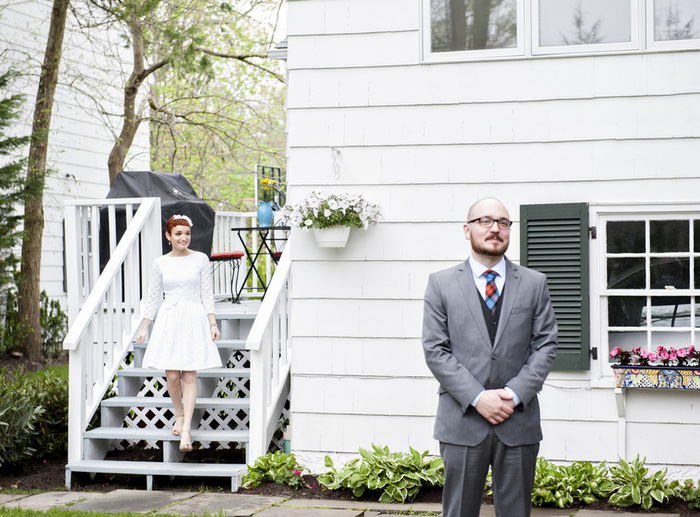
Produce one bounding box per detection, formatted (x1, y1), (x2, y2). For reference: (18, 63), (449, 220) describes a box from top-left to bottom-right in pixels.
(471, 238), (508, 257)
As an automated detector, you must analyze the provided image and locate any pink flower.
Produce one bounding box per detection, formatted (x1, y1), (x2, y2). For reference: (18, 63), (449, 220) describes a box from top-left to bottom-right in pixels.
(649, 352), (658, 362)
(610, 347), (620, 358)
(669, 350), (678, 361)
(633, 347), (641, 354)
(659, 349), (670, 360)
(678, 348), (688, 358)
(292, 469), (302, 477)
(641, 350), (650, 358)
(657, 345), (665, 352)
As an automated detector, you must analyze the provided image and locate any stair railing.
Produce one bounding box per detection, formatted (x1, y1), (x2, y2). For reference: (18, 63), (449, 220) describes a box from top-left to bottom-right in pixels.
(63, 197), (162, 464)
(246, 237), (292, 461)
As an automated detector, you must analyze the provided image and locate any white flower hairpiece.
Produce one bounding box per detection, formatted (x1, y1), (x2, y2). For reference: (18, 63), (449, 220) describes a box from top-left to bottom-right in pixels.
(172, 214), (193, 227)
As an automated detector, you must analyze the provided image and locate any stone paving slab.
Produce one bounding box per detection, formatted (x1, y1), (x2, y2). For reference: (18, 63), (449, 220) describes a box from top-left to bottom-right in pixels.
(1, 491), (104, 511)
(280, 498), (443, 514)
(255, 507), (364, 517)
(68, 489), (197, 514)
(530, 507), (583, 516)
(161, 493), (286, 517)
(0, 494), (27, 505)
(576, 511), (679, 517)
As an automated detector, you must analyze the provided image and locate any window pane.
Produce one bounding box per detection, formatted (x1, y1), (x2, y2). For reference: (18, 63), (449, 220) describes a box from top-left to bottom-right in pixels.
(431, 0), (517, 52)
(609, 296), (645, 326)
(695, 258), (700, 289)
(647, 296), (691, 327)
(539, 0), (631, 47)
(695, 220), (700, 252)
(607, 221), (644, 253)
(650, 257), (689, 289)
(650, 331), (690, 349)
(608, 331), (645, 358)
(650, 220), (689, 252)
(654, 0), (700, 41)
(608, 257), (645, 289)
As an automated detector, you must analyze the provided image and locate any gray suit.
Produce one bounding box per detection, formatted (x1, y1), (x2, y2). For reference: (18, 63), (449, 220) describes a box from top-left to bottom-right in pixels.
(422, 257), (558, 516)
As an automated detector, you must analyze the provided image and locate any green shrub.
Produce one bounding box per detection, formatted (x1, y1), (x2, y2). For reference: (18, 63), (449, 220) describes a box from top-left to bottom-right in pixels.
(532, 457), (613, 508)
(318, 444), (444, 504)
(242, 451), (307, 490)
(0, 367), (44, 469)
(684, 480), (700, 510)
(28, 370), (68, 458)
(608, 455), (686, 510)
(1, 289), (67, 359)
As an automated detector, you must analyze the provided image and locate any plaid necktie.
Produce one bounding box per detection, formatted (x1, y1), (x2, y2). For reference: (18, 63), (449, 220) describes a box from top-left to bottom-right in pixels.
(484, 270), (500, 314)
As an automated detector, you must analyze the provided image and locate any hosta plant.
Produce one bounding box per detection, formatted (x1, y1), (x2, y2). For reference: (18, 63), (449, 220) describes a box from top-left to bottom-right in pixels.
(531, 457), (613, 508)
(608, 455), (686, 510)
(242, 451), (307, 490)
(318, 444), (444, 504)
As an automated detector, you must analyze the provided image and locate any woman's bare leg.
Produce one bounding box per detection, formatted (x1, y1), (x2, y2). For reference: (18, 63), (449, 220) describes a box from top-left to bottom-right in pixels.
(179, 370), (197, 451)
(166, 370), (184, 435)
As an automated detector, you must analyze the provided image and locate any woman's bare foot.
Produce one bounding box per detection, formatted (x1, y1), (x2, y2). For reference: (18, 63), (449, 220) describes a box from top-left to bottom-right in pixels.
(172, 415), (184, 436)
(179, 430), (192, 452)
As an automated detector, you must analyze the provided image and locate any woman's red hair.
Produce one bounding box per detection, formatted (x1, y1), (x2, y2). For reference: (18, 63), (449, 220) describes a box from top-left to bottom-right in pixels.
(166, 215), (192, 234)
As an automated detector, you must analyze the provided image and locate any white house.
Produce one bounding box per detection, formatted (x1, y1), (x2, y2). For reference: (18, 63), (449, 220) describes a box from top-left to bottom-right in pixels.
(282, 0), (700, 478)
(1, 0), (149, 308)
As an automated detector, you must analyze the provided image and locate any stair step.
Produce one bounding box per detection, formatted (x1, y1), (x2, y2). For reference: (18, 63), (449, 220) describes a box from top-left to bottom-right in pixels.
(65, 460), (246, 491)
(117, 367), (250, 378)
(102, 396), (250, 410)
(84, 426), (249, 443)
(133, 339), (246, 350)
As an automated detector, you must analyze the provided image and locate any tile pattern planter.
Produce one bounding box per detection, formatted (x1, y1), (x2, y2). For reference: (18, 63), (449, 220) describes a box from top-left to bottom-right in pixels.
(612, 365), (700, 390)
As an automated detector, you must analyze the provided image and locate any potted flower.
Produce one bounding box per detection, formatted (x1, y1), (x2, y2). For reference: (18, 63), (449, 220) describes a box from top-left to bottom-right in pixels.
(257, 178), (280, 227)
(281, 191), (383, 247)
(609, 345), (700, 390)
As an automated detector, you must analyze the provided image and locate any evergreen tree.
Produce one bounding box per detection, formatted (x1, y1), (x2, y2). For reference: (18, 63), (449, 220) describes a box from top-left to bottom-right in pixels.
(0, 70), (35, 293)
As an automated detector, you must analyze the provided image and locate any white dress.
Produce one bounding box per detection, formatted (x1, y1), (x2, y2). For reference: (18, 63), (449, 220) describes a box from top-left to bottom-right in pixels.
(141, 251), (223, 371)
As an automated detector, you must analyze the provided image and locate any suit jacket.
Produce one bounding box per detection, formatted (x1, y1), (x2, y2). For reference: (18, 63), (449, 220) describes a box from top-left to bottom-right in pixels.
(422, 257), (558, 447)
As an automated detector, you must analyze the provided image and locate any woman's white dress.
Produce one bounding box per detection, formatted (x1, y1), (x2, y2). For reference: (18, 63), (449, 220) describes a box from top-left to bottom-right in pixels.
(141, 251), (223, 371)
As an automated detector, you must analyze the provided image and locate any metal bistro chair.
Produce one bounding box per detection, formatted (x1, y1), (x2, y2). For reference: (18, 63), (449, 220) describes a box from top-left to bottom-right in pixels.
(210, 250), (245, 303)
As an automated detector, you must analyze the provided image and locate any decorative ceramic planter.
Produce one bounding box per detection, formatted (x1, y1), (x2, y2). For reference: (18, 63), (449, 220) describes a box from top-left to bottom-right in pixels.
(257, 201), (275, 227)
(612, 365), (700, 390)
(313, 226), (351, 248)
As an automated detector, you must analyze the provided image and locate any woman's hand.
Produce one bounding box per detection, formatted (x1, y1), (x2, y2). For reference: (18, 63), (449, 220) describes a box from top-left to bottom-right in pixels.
(210, 324), (220, 341)
(137, 328), (148, 345)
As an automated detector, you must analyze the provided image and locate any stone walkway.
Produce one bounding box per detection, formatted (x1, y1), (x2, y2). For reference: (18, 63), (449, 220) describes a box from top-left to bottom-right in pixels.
(0, 490), (682, 516)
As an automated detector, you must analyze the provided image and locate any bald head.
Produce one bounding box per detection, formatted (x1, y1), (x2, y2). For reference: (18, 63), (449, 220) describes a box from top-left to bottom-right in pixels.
(467, 198), (510, 222)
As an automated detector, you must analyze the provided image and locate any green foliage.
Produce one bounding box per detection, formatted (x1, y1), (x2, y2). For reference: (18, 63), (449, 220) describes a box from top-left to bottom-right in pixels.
(317, 444), (444, 504)
(242, 451), (307, 490)
(685, 480), (700, 510)
(607, 455), (686, 510)
(531, 457), (613, 508)
(1, 289), (67, 358)
(28, 369), (69, 458)
(0, 367), (43, 469)
(0, 69), (35, 294)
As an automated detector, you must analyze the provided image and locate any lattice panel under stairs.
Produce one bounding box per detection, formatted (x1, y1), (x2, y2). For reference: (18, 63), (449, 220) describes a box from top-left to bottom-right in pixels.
(114, 351), (252, 450)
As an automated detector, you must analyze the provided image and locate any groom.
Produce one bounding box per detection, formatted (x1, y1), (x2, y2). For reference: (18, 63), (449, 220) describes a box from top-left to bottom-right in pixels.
(422, 197), (558, 517)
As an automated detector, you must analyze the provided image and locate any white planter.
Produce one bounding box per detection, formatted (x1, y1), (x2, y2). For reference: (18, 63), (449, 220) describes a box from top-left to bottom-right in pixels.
(313, 226), (351, 248)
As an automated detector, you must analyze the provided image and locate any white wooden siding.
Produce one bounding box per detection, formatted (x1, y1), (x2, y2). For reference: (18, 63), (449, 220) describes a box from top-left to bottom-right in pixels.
(286, 0), (700, 474)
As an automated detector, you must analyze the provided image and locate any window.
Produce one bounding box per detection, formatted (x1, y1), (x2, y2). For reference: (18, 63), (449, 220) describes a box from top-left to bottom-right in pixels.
(533, 0), (638, 55)
(422, 0), (699, 61)
(648, 0), (700, 49)
(424, 0), (524, 60)
(602, 215), (700, 360)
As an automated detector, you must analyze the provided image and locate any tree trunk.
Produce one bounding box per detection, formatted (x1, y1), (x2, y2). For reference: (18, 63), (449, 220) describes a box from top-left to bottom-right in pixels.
(17, 0), (69, 362)
(449, 0), (468, 51)
(472, 0), (492, 49)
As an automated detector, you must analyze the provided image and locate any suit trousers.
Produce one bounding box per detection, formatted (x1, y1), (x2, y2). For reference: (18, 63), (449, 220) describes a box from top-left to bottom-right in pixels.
(440, 429), (539, 517)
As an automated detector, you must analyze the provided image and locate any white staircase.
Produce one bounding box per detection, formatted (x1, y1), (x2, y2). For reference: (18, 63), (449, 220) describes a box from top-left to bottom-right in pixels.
(63, 200), (291, 492)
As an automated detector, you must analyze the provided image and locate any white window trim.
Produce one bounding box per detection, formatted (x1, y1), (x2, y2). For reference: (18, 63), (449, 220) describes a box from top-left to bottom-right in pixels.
(589, 203), (700, 387)
(531, 0), (640, 56)
(421, 0), (526, 63)
(645, 0), (700, 51)
(421, 0), (700, 63)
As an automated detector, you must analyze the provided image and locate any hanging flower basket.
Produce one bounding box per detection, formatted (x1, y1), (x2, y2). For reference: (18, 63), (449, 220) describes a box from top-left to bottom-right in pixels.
(313, 226), (351, 248)
(280, 191), (383, 249)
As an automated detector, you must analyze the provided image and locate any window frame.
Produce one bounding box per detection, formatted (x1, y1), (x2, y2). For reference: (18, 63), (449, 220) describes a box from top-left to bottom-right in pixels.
(645, 0), (700, 51)
(591, 204), (700, 382)
(531, 0), (640, 56)
(421, 0), (526, 62)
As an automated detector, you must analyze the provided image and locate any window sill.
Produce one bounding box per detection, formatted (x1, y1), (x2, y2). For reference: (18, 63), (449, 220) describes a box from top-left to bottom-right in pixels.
(611, 365), (700, 390)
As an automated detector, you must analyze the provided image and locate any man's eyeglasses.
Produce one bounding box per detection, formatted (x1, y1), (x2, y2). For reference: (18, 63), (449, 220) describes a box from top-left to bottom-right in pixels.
(467, 217), (513, 230)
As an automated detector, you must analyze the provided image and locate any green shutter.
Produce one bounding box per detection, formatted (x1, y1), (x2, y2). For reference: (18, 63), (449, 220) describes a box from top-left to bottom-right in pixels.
(520, 203), (590, 370)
